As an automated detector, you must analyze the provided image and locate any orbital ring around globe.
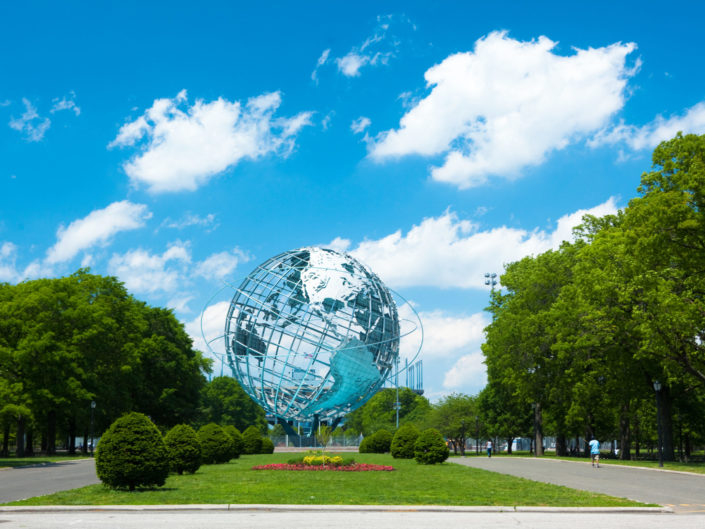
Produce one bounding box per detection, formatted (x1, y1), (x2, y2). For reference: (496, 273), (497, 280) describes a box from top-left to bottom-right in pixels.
(201, 247), (423, 425)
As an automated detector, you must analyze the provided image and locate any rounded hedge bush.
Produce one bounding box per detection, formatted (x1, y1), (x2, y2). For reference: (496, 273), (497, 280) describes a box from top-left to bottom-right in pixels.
(260, 437), (275, 454)
(368, 429), (393, 453)
(414, 428), (450, 465)
(197, 423), (235, 464)
(391, 423), (420, 459)
(95, 412), (169, 491)
(358, 435), (371, 453)
(222, 425), (244, 458)
(164, 424), (201, 475)
(242, 425), (263, 454)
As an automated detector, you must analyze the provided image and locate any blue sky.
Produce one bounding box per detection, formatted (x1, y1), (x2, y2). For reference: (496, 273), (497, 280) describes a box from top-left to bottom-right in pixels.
(2, 1), (705, 401)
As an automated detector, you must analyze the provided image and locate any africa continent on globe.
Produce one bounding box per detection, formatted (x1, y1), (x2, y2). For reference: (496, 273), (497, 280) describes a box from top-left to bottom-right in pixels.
(224, 247), (401, 423)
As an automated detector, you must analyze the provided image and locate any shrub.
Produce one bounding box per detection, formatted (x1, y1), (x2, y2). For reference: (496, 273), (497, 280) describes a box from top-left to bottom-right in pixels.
(164, 424), (201, 475)
(367, 429), (393, 453)
(198, 423), (235, 464)
(260, 437), (275, 454)
(95, 412), (169, 491)
(222, 425), (244, 458)
(242, 425), (263, 454)
(358, 436), (371, 453)
(391, 423), (420, 459)
(414, 428), (450, 465)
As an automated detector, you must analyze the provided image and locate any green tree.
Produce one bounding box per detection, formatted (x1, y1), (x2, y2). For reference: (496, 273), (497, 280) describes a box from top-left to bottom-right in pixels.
(199, 377), (266, 432)
(345, 388), (431, 435)
(431, 393), (476, 455)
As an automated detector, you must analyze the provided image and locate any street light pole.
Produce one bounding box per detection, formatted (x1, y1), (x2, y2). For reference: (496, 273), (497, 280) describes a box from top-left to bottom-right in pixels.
(653, 381), (663, 468)
(475, 415), (479, 456)
(90, 400), (96, 456)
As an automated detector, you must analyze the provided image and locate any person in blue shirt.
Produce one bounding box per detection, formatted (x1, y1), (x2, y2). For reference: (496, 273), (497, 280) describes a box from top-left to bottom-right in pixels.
(588, 438), (600, 468)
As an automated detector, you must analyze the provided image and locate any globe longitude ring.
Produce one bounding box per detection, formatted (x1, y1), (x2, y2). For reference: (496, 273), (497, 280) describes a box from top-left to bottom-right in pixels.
(202, 246), (422, 425)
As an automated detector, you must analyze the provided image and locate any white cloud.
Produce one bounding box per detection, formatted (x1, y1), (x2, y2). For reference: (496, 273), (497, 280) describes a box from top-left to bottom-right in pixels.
(168, 295), (194, 313)
(589, 101), (705, 151)
(351, 116), (371, 134)
(340, 197), (618, 289)
(108, 242), (190, 295)
(0, 242), (20, 282)
(443, 351), (487, 391)
(110, 90), (313, 193)
(311, 48), (331, 83)
(50, 91), (81, 116)
(185, 300), (230, 358)
(9, 98), (51, 141)
(371, 31), (638, 188)
(195, 249), (248, 280)
(46, 201), (151, 264)
(333, 15), (400, 78)
(161, 212), (217, 231)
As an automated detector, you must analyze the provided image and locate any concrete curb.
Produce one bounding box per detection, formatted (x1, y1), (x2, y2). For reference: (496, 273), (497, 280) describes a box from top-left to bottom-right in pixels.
(0, 504), (674, 514)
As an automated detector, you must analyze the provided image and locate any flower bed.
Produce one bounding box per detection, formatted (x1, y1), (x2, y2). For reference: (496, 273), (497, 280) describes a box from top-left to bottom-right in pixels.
(252, 463), (394, 472)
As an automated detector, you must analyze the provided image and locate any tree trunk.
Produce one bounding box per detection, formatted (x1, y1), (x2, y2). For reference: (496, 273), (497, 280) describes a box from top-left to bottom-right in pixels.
(68, 416), (76, 455)
(46, 410), (56, 455)
(16, 416), (25, 457)
(25, 429), (34, 456)
(684, 433), (691, 462)
(619, 406), (631, 460)
(633, 413), (640, 458)
(534, 403), (544, 456)
(659, 387), (675, 461)
(556, 434), (567, 456)
(1, 424), (9, 457)
(506, 437), (513, 455)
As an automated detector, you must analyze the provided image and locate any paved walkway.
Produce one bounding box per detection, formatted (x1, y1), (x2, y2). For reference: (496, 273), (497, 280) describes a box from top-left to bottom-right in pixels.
(454, 456), (705, 514)
(0, 459), (99, 503)
(0, 508), (699, 529)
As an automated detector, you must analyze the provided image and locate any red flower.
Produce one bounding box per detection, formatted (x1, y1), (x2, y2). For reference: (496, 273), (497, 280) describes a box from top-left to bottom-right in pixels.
(251, 463), (394, 472)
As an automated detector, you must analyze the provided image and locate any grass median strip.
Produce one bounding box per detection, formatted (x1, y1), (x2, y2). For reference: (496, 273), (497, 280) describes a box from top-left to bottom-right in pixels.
(0, 455), (90, 469)
(4, 453), (651, 507)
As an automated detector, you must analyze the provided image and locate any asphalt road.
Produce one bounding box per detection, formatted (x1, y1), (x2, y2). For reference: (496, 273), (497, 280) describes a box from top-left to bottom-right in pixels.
(455, 456), (705, 513)
(0, 459), (99, 503)
(0, 509), (700, 529)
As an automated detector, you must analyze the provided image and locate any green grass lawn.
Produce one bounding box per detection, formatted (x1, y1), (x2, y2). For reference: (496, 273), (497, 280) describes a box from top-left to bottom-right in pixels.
(4, 453), (650, 507)
(0, 454), (90, 469)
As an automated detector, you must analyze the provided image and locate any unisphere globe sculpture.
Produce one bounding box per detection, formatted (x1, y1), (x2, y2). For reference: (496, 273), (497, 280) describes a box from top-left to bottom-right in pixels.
(222, 247), (417, 425)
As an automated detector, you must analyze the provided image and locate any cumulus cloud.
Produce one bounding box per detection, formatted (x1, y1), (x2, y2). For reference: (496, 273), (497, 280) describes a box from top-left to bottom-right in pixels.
(370, 31), (638, 188)
(195, 249), (248, 280)
(109, 90), (313, 193)
(589, 101), (705, 151)
(443, 351), (487, 391)
(398, 302), (488, 363)
(108, 243), (191, 295)
(9, 99), (51, 141)
(351, 116), (371, 134)
(185, 300), (230, 358)
(46, 201), (151, 265)
(0, 242), (20, 282)
(337, 197), (618, 289)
